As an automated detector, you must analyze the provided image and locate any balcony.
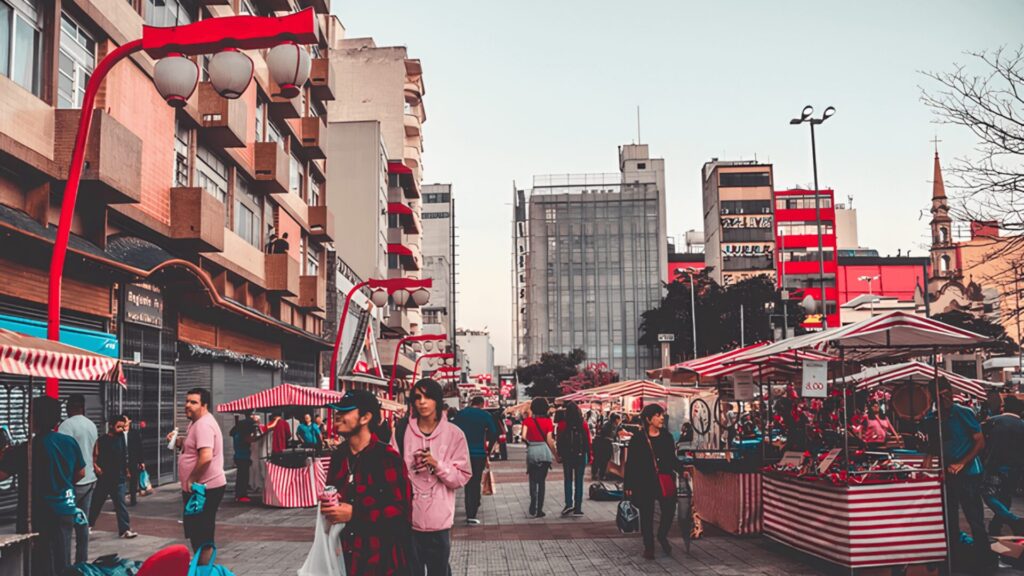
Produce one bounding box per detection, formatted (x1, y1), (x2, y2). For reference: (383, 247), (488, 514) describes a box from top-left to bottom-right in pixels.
(308, 205), (334, 241)
(288, 116), (326, 160)
(404, 113), (421, 137)
(267, 82), (301, 120)
(196, 0), (230, 7)
(403, 145), (422, 169)
(387, 162), (419, 198)
(254, 142), (289, 195)
(297, 0), (330, 18)
(387, 229), (421, 271)
(298, 274), (325, 311)
(197, 82), (247, 148)
(54, 109), (141, 205)
(169, 187), (225, 252)
(387, 200), (420, 234)
(264, 253), (300, 296)
(404, 80), (422, 106)
(308, 58), (335, 101)
(255, 0), (290, 12)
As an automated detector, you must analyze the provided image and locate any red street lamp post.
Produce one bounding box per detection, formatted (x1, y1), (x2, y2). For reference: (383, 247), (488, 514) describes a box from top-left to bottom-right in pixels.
(45, 10), (318, 398)
(327, 277), (432, 392)
(412, 352), (454, 383)
(389, 334), (447, 400)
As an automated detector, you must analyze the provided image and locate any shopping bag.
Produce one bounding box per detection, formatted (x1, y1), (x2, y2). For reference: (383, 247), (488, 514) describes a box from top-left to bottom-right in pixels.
(186, 544), (236, 576)
(298, 504), (346, 576)
(138, 469), (152, 492)
(184, 483), (206, 517)
(481, 466), (496, 496)
(616, 500), (639, 534)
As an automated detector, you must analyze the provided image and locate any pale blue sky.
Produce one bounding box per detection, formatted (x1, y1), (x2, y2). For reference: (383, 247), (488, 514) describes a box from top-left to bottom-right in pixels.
(333, 0), (1024, 366)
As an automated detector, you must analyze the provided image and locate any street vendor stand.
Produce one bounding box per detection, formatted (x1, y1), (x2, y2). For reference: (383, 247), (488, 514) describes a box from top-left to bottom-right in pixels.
(0, 328), (125, 575)
(726, 310), (990, 571)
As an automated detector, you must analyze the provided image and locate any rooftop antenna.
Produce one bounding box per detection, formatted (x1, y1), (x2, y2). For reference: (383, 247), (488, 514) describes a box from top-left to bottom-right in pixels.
(636, 105), (641, 144)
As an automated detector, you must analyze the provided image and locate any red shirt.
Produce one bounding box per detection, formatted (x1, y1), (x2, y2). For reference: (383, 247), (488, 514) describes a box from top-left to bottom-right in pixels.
(523, 417), (553, 443)
(271, 419), (291, 454)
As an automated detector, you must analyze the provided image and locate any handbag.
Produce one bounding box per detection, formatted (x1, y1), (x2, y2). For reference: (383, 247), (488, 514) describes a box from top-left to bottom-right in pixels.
(644, 432), (676, 499)
(186, 544), (236, 576)
(297, 504), (346, 576)
(524, 418), (553, 466)
(616, 500), (640, 534)
(481, 465), (496, 496)
(138, 469), (152, 492)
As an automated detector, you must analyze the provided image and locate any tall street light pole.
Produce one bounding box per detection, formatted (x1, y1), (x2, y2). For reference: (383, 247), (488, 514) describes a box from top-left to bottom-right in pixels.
(791, 105), (836, 329)
(684, 267), (699, 358)
(46, 10), (319, 398)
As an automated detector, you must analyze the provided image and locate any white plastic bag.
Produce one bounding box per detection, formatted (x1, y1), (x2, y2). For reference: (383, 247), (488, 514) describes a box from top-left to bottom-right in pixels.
(298, 504), (346, 576)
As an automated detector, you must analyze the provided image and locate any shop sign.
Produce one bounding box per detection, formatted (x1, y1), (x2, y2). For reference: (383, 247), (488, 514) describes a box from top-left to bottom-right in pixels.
(721, 216), (773, 229)
(722, 244), (773, 258)
(801, 360), (828, 398)
(124, 283), (164, 328)
(731, 371), (756, 401)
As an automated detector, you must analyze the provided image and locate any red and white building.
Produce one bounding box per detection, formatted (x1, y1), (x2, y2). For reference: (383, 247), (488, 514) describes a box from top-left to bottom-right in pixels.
(774, 189), (839, 329)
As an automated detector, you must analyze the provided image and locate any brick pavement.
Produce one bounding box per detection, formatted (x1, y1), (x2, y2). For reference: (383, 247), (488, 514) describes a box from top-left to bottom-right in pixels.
(85, 444), (1024, 575)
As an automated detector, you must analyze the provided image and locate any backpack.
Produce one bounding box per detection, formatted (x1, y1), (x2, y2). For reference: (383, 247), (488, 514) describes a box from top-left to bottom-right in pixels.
(557, 424), (588, 463)
(588, 482), (624, 501)
(69, 555), (143, 576)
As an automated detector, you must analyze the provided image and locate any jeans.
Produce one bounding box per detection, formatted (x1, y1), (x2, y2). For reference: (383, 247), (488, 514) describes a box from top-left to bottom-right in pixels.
(89, 478), (131, 535)
(182, 486), (225, 551)
(235, 459), (251, 500)
(984, 465), (1022, 534)
(946, 473), (988, 561)
(409, 529), (451, 576)
(563, 460), (586, 512)
(635, 496), (676, 552)
(33, 512), (74, 576)
(527, 462), (550, 515)
(128, 465), (140, 505)
(465, 457), (486, 519)
(73, 482), (95, 563)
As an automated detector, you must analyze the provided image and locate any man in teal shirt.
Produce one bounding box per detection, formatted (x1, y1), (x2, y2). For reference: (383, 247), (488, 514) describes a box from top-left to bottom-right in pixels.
(296, 413), (322, 448)
(453, 396), (497, 525)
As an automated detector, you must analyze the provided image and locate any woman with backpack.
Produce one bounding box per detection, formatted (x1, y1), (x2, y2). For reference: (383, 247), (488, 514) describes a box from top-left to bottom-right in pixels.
(522, 398), (557, 518)
(624, 404), (680, 559)
(556, 401), (592, 516)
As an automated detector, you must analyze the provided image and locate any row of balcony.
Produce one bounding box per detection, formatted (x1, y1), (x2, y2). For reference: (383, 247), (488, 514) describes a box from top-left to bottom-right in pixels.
(199, 0), (332, 16)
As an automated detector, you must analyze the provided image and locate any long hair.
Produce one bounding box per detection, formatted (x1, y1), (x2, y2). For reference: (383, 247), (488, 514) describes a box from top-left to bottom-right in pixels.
(410, 378), (445, 421)
(867, 400), (880, 420)
(563, 401), (584, 430)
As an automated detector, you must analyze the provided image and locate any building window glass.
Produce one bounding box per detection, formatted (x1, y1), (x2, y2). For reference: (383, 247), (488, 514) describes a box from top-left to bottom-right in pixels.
(195, 144), (228, 203)
(289, 153), (304, 198)
(1, 0), (42, 95)
(255, 99), (265, 142)
(719, 171), (771, 188)
(57, 14), (95, 109)
(306, 242), (319, 276)
(424, 192), (450, 204)
(238, 0), (256, 15)
(174, 119), (190, 187)
(234, 175), (261, 248)
(775, 195), (833, 210)
(145, 0), (194, 27)
(267, 120), (282, 143)
(309, 178), (320, 207)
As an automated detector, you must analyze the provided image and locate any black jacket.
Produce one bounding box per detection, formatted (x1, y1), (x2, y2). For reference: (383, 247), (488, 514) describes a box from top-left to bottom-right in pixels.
(623, 430), (679, 495)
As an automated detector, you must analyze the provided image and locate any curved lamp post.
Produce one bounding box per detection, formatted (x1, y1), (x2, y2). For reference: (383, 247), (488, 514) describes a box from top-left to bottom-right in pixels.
(412, 352), (454, 383)
(46, 9), (318, 398)
(388, 333), (447, 400)
(327, 277), (432, 393)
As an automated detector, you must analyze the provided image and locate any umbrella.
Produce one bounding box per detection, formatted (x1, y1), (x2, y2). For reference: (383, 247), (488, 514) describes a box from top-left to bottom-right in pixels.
(836, 361), (992, 400)
(0, 327), (125, 386)
(217, 383), (346, 412)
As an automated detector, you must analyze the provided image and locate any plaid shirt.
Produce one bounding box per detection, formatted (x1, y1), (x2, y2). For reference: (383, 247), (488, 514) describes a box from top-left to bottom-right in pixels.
(328, 434), (411, 576)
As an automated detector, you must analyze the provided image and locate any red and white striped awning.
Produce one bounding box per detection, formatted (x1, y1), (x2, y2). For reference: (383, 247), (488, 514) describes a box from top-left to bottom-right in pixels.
(837, 361), (991, 400)
(0, 328), (125, 386)
(559, 379), (698, 402)
(647, 342), (832, 382)
(217, 383), (346, 412)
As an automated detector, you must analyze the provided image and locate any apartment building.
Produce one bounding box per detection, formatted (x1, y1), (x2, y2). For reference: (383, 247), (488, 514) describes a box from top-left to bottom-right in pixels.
(774, 188), (839, 328)
(420, 183), (454, 340)
(702, 160), (775, 286)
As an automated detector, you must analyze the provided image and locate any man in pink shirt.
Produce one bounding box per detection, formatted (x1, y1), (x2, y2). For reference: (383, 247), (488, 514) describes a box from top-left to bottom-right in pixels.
(168, 387), (225, 565)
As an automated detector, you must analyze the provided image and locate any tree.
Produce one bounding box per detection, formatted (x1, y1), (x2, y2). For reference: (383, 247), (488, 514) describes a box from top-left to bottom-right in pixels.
(933, 310), (1018, 355)
(516, 349), (586, 398)
(560, 362), (619, 397)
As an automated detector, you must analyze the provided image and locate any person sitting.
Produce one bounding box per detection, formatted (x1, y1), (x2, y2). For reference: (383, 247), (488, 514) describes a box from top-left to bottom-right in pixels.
(862, 400), (901, 448)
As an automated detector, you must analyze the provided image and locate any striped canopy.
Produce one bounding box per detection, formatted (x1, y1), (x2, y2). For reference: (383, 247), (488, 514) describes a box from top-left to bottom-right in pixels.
(217, 383), (345, 412)
(558, 379), (699, 402)
(647, 342), (833, 382)
(0, 328), (125, 386)
(836, 361), (991, 400)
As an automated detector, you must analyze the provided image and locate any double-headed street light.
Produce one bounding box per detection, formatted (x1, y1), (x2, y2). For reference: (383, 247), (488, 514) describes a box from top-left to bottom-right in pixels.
(790, 105), (836, 329)
(858, 275), (880, 316)
(389, 333), (448, 400)
(412, 352), (455, 383)
(46, 10), (319, 398)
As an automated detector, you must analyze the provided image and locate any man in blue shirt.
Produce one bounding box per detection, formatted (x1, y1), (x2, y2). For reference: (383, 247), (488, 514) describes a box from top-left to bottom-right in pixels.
(0, 396), (85, 576)
(453, 396), (497, 525)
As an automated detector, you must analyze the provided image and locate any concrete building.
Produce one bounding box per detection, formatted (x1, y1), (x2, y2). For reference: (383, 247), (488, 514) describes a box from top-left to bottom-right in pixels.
(834, 200), (860, 250)
(520, 144), (667, 378)
(421, 183), (454, 339)
(0, 0), (338, 495)
(459, 328), (495, 382)
(701, 160), (775, 286)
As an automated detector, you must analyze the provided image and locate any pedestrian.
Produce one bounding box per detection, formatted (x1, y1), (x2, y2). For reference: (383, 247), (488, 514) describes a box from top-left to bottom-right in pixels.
(57, 393), (98, 563)
(624, 404), (680, 559)
(296, 412), (322, 448)
(593, 413), (621, 481)
(982, 395), (1024, 535)
(89, 415), (137, 539)
(394, 379), (471, 576)
(122, 414), (144, 506)
(267, 412), (291, 454)
(453, 396), (497, 525)
(522, 398), (557, 518)
(229, 414), (256, 503)
(315, 414), (326, 437)
(323, 390), (412, 576)
(0, 396), (85, 576)
(556, 400), (591, 516)
(168, 388), (227, 567)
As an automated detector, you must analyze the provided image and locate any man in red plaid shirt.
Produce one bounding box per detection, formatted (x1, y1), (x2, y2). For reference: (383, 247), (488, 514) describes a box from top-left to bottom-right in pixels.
(323, 390), (412, 575)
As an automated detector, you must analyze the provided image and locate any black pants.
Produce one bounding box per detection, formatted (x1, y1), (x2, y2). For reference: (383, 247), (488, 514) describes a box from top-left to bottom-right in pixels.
(409, 529), (451, 576)
(635, 496), (676, 552)
(527, 462), (550, 515)
(946, 473), (989, 562)
(181, 486), (225, 551)
(465, 457), (486, 520)
(235, 459), (251, 500)
(592, 438), (611, 480)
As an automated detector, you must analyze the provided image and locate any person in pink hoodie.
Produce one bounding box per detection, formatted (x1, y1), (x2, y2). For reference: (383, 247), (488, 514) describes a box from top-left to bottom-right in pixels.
(393, 378), (471, 576)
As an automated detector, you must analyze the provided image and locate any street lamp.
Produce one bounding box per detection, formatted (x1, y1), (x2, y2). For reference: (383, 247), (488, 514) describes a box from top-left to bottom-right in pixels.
(683, 267), (699, 358)
(327, 277), (433, 395)
(412, 352), (455, 383)
(46, 9), (318, 398)
(858, 275), (879, 316)
(388, 333), (448, 400)
(790, 104), (836, 329)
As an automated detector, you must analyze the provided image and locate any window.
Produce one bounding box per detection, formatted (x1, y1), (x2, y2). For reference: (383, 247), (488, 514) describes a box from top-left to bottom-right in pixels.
(637, 163), (646, 169)
(424, 192), (450, 204)
(779, 248), (835, 263)
(940, 255), (950, 273)
(254, 99), (264, 142)
(174, 119), (190, 187)
(238, 0), (257, 15)
(195, 144), (228, 202)
(308, 178), (320, 207)
(306, 242), (319, 276)
(266, 120), (282, 144)
(423, 212), (450, 219)
(720, 200), (771, 215)
(777, 222), (834, 236)
(57, 14), (95, 108)
(145, 0), (194, 27)
(1, 0), (42, 95)
(289, 153), (304, 198)
(233, 176), (261, 248)
(775, 195), (833, 210)
(719, 171), (771, 188)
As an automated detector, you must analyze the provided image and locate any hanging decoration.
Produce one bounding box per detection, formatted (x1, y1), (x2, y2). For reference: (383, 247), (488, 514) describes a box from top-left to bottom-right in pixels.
(178, 342), (288, 371)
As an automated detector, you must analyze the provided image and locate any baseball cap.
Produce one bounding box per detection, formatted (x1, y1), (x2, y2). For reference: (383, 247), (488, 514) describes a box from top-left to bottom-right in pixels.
(330, 389), (381, 414)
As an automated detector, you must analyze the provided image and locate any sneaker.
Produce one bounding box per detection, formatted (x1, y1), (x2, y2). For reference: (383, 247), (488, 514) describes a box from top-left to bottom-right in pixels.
(466, 518), (481, 525)
(535, 511), (546, 518)
(236, 496), (252, 504)
(659, 536), (672, 555)
(120, 530), (138, 539)
(560, 506), (573, 516)
(572, 509), (584, 516)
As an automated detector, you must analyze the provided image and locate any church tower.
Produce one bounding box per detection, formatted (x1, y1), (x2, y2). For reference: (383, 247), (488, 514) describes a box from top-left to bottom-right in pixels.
(929, 150), (957, 280)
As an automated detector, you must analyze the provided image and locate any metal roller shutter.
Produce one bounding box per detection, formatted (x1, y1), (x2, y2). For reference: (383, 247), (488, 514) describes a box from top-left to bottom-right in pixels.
(218, 364), (277, 465)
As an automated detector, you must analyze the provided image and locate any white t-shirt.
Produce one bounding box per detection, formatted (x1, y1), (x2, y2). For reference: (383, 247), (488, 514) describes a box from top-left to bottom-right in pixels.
(58, 414), (99, 485)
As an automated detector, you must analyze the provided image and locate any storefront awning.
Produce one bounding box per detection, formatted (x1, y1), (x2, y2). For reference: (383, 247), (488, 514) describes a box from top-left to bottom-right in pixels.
(0, 313), (118, 358)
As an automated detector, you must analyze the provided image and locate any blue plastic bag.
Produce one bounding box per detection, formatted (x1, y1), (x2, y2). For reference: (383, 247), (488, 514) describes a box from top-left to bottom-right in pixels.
(187, 543), (236, 576)
(138, 469), (151, 491)
(184, 483), (206, 517)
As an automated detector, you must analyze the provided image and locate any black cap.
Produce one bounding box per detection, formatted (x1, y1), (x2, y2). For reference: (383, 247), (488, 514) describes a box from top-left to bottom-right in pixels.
(330, 389), (381, 414)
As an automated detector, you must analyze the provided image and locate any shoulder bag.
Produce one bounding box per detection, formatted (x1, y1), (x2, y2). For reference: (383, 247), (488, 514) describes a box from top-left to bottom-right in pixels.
(525, 418), (553, 467)
(645, 432), (676, 499)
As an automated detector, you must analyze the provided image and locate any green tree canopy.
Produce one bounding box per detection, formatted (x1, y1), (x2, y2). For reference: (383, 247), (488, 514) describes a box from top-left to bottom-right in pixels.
(933, 310), (1018, 355)
(516, 349), (587, 398)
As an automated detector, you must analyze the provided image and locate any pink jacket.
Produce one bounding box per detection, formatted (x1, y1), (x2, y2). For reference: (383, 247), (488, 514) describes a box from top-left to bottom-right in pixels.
(398, 417), (472, 532)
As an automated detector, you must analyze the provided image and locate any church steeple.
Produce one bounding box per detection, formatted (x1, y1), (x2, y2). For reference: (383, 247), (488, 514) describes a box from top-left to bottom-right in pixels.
(929, 148), (956, 280)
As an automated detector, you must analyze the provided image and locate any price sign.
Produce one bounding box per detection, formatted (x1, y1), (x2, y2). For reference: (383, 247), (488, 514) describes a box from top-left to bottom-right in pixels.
(817, 448), (843, 475)
(801, 360), (828, 398)
(731, 371), (756, 401)
(778, 451), (805, 468)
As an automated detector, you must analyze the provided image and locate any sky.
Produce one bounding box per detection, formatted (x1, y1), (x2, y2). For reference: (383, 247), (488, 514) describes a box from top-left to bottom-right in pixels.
(332, 0), (1024, 367)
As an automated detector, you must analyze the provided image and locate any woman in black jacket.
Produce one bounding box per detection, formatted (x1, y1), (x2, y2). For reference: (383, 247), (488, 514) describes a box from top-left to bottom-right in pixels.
(624, 404), (680, 559)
